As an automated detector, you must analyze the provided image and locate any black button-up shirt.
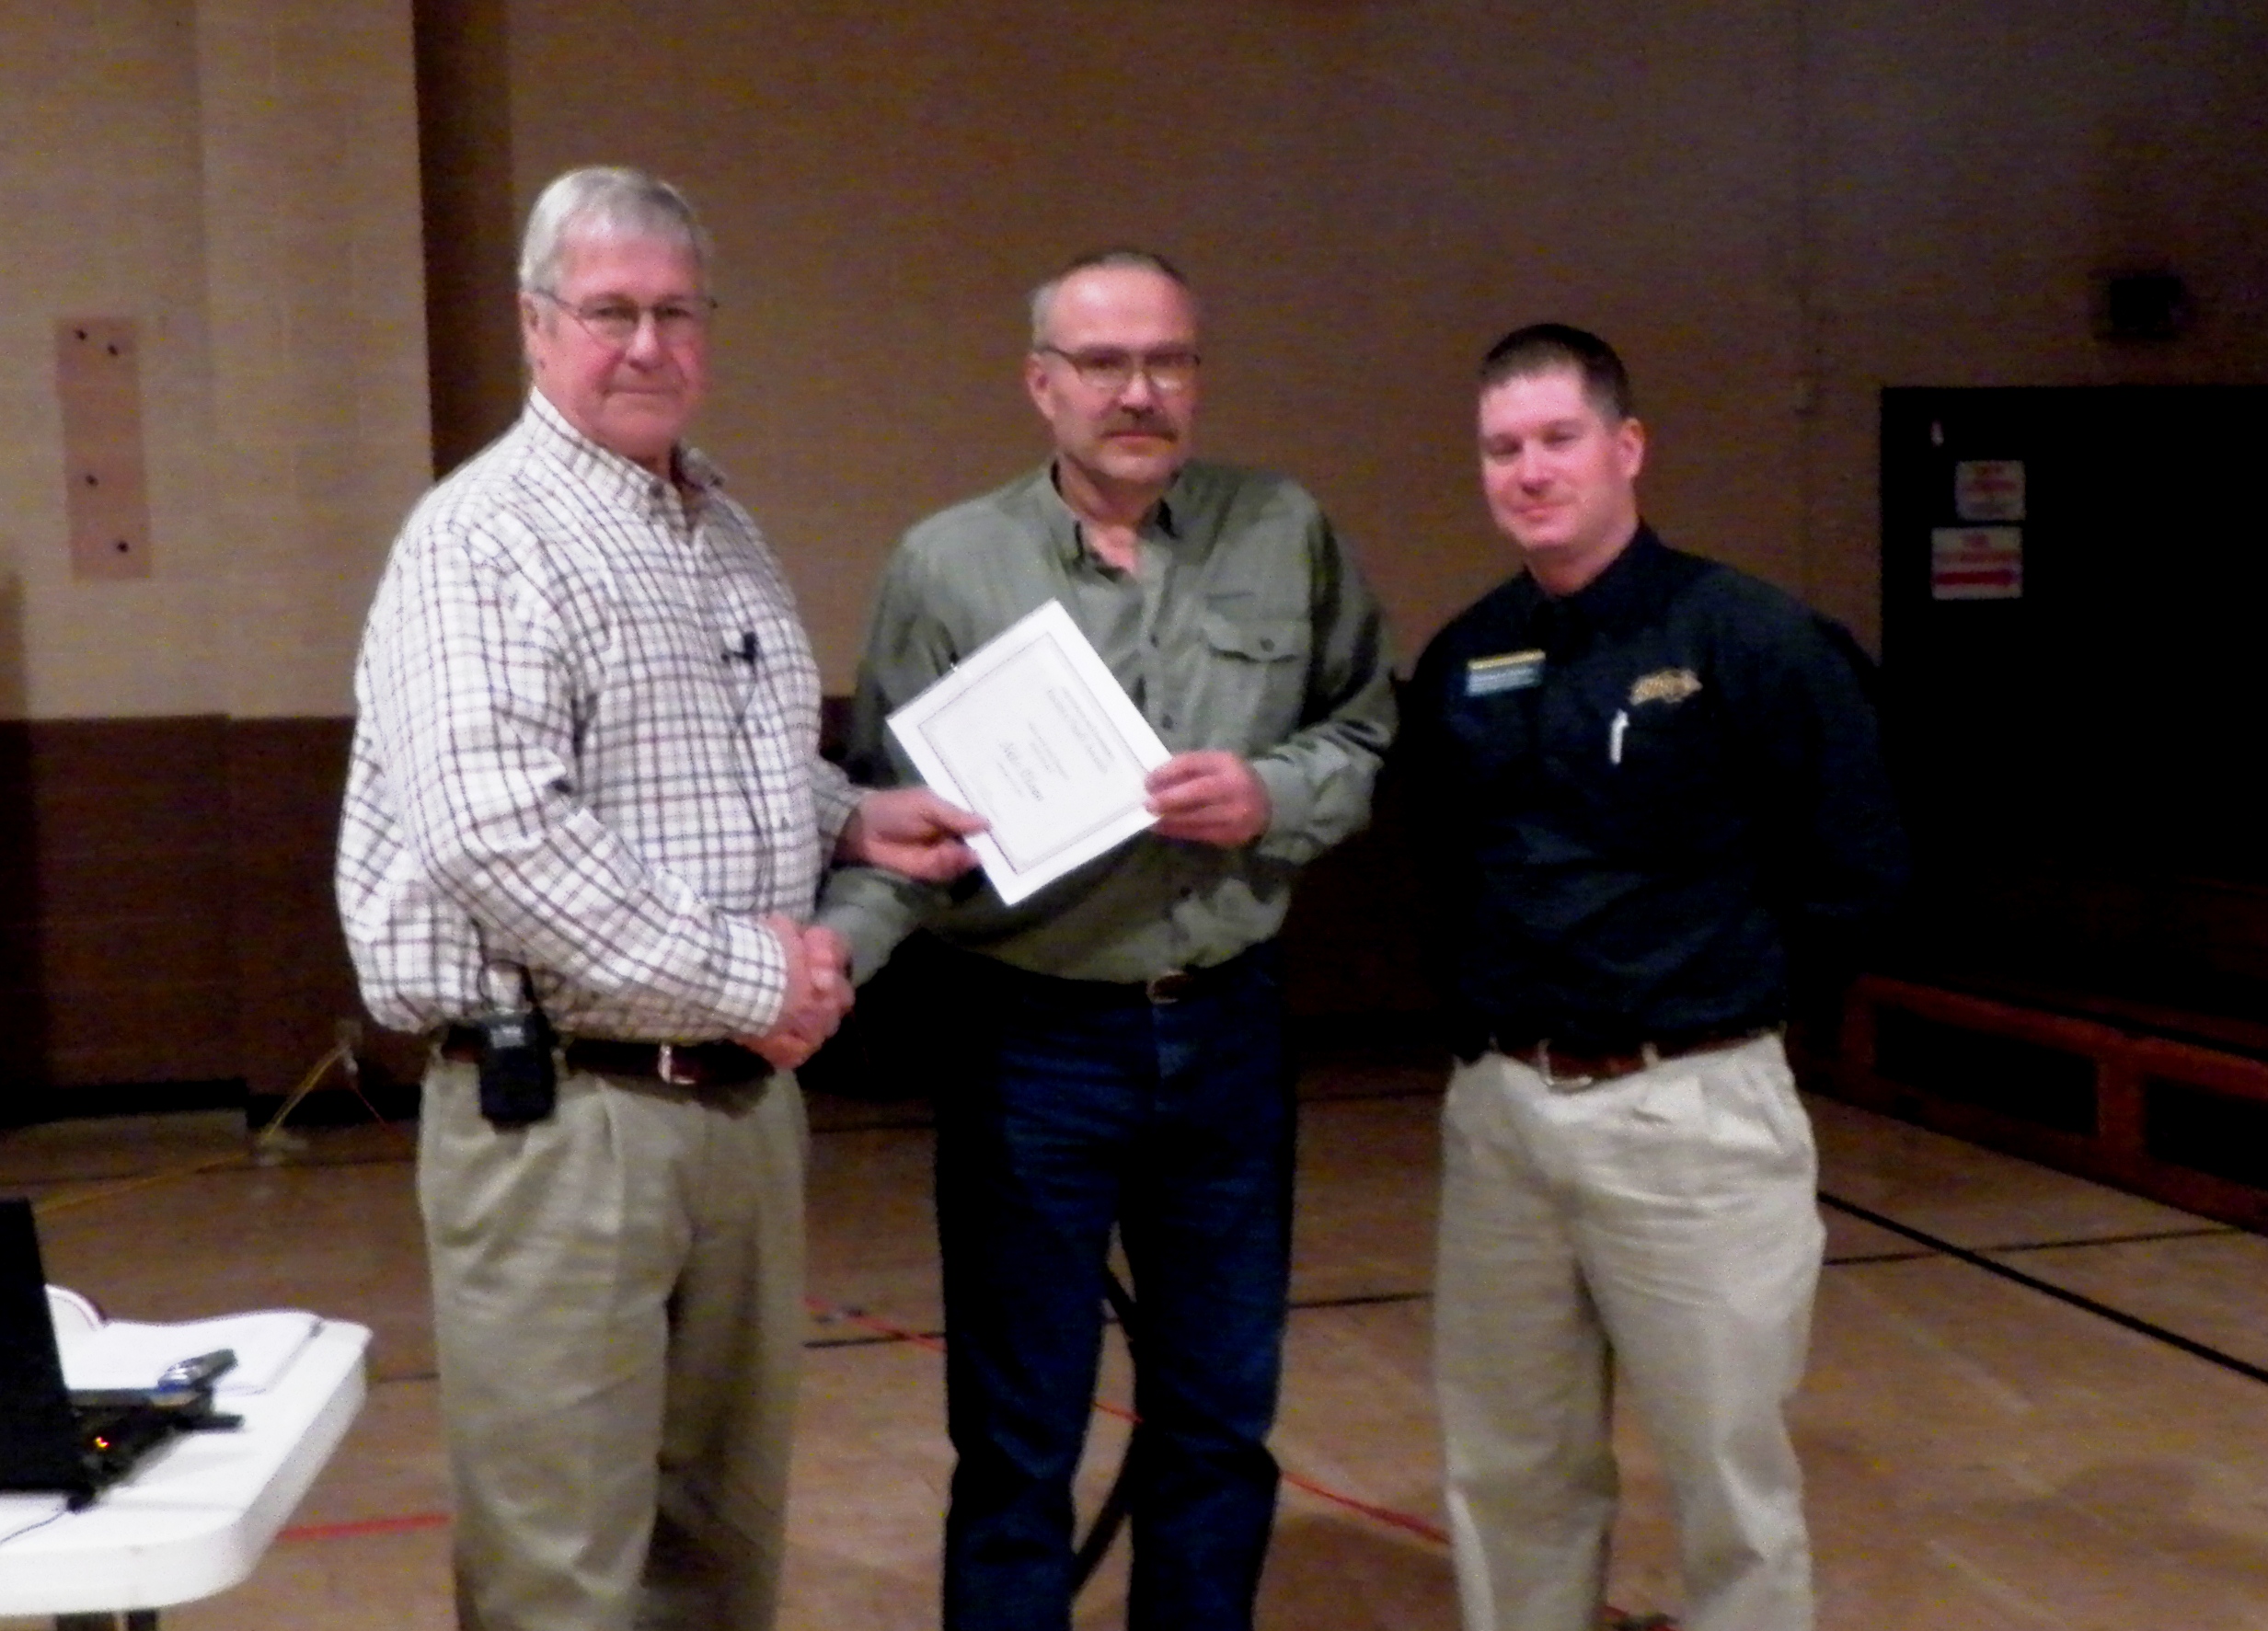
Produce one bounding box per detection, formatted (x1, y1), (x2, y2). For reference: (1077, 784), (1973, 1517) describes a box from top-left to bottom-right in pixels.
(1401, 526), (1907, 1055)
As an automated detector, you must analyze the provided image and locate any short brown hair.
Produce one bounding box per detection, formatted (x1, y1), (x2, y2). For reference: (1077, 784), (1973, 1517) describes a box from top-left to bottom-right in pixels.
(1478, 323), (1633, 421)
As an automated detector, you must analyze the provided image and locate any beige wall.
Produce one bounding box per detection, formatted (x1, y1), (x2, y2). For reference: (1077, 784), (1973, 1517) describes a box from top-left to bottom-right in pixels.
(455, 0), (2268, 686)
(0, 0), (429, 721)
(6, 0), (2264, 715)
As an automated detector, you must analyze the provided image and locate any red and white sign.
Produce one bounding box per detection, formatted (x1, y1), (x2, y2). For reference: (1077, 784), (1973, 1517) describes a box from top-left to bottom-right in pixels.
(1931, 527), (2023, 600)
(1954, 459), (2026, 522)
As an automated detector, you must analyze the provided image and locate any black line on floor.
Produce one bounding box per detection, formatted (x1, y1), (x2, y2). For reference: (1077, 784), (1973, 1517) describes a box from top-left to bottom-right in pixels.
(1986, 1224), (2240, 1255)
(806, 1289), (1437, 1354)
(1287, 1289), (1432, 1313)
(1824, 1248), (1939, 1266)
(1816, 1190), (2268, 1388)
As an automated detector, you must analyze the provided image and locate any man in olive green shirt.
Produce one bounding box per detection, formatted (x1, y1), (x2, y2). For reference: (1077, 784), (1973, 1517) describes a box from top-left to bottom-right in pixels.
(819, 250), (1393, 1631)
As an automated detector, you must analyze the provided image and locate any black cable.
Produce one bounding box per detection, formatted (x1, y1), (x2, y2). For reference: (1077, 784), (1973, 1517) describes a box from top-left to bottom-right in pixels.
(1071, 1269), (1143, 1590)
(0, 1498), (72, 1550)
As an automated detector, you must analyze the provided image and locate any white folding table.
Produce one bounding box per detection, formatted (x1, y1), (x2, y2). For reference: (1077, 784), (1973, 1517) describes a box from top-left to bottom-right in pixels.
(0, 1319), (371, 1629)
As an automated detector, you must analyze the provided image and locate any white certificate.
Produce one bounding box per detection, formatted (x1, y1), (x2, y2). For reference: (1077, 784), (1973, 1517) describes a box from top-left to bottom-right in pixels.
(887, 599), (1170, 905)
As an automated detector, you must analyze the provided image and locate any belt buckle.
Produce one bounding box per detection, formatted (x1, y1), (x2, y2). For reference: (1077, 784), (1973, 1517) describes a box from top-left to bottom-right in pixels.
(654, 1043), (701, 1086)
(1145, 970), (1193, 1005)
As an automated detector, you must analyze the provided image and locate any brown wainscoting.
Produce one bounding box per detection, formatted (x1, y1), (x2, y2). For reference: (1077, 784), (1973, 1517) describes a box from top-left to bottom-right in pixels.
(1805, 973), (2268, 1234)
(1279, 749), (1435, 1040)
(3, 705), (1440, 1122)
(0, 717), (359, 1119)
(226, 718), (367, 1117)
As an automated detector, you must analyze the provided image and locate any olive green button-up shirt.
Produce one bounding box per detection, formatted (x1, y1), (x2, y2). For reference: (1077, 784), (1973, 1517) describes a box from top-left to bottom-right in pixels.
(817, 459), (1396, 983)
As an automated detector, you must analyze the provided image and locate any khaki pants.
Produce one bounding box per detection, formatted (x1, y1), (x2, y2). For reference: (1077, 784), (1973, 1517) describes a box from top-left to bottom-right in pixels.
(419, 1056), (807, 1631)
(1433, 1034), (1822, 1631)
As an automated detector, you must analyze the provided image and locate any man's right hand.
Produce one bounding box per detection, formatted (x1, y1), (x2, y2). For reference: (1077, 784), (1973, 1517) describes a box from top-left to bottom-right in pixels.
(738, 915), (853, 1069)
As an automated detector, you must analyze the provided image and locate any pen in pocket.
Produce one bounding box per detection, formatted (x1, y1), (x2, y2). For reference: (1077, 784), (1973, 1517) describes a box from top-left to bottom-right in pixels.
(1609, 709), (1628, 765)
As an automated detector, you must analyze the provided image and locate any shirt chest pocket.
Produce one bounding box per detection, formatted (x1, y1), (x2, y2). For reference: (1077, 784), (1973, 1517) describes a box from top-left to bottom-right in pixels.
(1447, 693), (1538, 798)
(1195, 611), (1311, 747)
(1607, 694), (1729, 851)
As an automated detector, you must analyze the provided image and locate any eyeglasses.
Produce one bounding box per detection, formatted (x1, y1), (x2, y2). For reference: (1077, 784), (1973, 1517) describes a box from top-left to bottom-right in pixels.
(1036, 345), (1201, 395)
(535, 289), (717, 346)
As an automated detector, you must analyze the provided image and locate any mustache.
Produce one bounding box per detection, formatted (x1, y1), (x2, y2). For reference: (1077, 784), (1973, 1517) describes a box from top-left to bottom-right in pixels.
(1103, 412), (1177, 435)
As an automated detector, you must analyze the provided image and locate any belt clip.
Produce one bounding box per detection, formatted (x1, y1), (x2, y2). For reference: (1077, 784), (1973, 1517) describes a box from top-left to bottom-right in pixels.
(1536, 1040), (1592, 1094)
(1145, 971), (1192, 1005)
(656, 1043), (698, 1086)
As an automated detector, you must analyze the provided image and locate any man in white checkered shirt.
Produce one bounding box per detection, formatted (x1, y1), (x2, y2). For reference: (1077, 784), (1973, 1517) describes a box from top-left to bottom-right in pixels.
(337, 167), (981, 1631)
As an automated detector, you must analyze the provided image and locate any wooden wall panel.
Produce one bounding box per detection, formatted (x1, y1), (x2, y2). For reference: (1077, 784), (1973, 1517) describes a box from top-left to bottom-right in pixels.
(1280, 759), (1433, 1034)
(3, 704), (1436, 1121)
(227, 719), (363, 1111)
(0, 719), (236, 1096)
(0, 718), (359, 1114)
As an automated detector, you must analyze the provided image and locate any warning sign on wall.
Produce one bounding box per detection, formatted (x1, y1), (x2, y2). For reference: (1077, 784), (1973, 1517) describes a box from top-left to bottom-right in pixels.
(1931, 527), (2023, 600)
(1954, 459), (2026, 522)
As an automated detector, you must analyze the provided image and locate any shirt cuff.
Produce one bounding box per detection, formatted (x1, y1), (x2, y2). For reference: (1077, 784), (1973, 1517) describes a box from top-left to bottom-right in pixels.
(813, 868), (926, 986)
(708, 913), (790, 1035)
(1249, 754), (1316, 856)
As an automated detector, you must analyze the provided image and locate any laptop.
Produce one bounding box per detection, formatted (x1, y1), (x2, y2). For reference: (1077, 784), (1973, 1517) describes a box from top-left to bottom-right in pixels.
(0, 1196), (192, 1509)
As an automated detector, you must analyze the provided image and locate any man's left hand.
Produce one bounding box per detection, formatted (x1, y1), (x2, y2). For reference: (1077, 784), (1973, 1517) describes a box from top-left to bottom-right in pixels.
(1146, 752), (1272, 847)
(838, 788), (987, 880)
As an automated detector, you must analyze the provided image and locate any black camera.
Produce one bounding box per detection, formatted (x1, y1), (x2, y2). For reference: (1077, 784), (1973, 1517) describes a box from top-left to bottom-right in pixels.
(475, 1007), (558, 1128)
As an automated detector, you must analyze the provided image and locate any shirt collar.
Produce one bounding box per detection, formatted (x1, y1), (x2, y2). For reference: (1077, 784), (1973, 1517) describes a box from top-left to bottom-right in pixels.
(1036, 460), (1188, 569)
(1538, 523), (1668, 637)
(522, 389), (722, 515)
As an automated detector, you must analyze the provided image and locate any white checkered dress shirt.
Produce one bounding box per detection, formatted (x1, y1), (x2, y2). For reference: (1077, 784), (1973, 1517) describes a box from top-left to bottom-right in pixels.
(338, 391), (858, 1040)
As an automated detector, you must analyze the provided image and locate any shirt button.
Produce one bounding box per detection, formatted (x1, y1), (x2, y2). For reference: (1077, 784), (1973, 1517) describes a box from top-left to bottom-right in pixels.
(1260, 637), (1275, 652)
(1161, 713), (1176, 729)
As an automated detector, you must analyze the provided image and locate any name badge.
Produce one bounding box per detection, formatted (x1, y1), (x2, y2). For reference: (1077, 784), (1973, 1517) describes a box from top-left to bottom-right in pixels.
(1466, 649), (1545, 696)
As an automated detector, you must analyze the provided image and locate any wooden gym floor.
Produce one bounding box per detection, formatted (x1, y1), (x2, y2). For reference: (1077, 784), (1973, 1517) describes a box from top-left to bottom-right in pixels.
(4, 1050), (2265, 1629)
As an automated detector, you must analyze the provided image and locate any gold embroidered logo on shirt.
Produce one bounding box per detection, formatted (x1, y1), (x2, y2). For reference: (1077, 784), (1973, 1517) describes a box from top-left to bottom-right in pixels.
(1629, 667), (1701, 706)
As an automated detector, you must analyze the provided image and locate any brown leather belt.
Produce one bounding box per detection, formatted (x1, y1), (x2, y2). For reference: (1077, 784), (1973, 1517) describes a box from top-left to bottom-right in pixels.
(439, 1027), (773, 1088)
(1502, 1028), (1776, 1088)
(978, 943), (1267, 1008)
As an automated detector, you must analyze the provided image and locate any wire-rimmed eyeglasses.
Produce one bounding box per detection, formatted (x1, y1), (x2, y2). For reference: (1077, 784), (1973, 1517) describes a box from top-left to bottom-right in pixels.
(535, 289), (717, 347)
(1035, 345), (1201, 395)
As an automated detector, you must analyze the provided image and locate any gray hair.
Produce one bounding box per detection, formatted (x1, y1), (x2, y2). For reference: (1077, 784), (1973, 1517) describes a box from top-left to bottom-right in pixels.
(1028, 247), (1196, 347)
(518, 167), (710, 293)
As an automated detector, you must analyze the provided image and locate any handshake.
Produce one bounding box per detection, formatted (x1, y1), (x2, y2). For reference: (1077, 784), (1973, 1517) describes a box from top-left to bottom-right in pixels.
(736, 786), (987, 1070)
(738, 915), (858, 1070)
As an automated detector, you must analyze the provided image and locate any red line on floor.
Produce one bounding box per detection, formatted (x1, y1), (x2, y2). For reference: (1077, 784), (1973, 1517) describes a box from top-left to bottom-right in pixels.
(274, 1313), (1663, 1625)
(805, 1297), (1451, 1546)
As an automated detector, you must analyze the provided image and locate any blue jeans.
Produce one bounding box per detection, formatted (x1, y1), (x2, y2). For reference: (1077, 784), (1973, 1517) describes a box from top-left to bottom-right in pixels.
(935, 944), (1294, 1631)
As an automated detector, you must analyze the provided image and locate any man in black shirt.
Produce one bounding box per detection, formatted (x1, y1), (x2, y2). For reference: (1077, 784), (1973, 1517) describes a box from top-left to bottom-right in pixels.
(1402, 325), (1905, 1631)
